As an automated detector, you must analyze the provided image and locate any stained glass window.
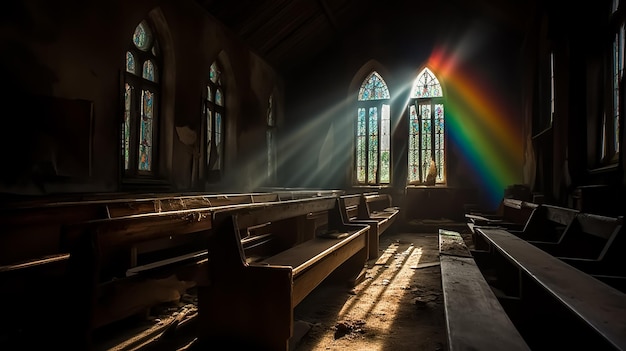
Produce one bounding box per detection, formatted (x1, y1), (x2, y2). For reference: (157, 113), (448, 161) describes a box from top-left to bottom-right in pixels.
(205, 60), (225, 178)
(122, 19), (160, 177)
(410, 68), (442, 98)
(601, 0), (623, 165)
(407, 67), (445, 184)
(355, 71), (390, 184)
(358, 72), (390, 101)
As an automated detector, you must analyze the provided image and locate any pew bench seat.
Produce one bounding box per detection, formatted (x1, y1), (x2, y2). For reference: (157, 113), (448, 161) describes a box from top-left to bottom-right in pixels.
(341, 193), (399, 259)
(475, 227), (626, 350)
(199, 197), (370, 351)
(438, 229), (530, 351)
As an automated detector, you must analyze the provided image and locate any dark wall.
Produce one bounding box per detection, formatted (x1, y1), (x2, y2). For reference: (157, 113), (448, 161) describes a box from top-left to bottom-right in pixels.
(0, 0), (281, 196)
(280, 2), (526, 210)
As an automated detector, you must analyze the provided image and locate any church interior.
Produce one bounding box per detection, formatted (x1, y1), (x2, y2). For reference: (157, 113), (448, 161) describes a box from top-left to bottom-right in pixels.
(1, 0), (626, 350)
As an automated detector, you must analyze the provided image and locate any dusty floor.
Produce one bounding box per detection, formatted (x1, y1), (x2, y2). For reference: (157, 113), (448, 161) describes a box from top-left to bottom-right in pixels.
(291, 231), (449, 351)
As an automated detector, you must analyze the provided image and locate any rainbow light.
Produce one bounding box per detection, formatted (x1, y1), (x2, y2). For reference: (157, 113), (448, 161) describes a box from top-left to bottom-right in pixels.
(428, 47), (524, 208)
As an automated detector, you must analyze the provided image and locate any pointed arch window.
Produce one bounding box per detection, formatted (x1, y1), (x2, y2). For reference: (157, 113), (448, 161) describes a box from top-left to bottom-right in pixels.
(356, 71), (391, 185)
(123, 20), (161, 176)
(204, 61), (225, 180)
(407, 67), (445, 184)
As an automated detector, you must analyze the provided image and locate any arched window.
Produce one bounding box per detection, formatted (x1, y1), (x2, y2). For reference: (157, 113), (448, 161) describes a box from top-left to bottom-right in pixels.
(205, 61), (225, 180)
(407, 67), (445, 184)
(356, 71), (391, 184)
(601, 0), (623, 164)
(123, 20), (161, 176)
(267, 94), (276, 183)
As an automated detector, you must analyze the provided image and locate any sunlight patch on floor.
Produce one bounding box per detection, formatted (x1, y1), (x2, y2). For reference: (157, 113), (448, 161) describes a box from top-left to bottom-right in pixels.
(312, 241), (425, 350)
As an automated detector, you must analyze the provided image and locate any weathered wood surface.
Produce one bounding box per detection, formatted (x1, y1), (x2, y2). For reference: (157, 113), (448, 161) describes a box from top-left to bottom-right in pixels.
(438, 228), (529, 351)
(476, 227), (626, 350)
(529, 213), (623, 260)
(201, 196), (370, 351)
(438, 229), (472, 258)
(440, 255), (530, 351)
(349, 193), (399, 259)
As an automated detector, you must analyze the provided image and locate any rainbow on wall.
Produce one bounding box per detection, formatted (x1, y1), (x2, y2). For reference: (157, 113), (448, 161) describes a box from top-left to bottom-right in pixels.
(428, 47), (524, 209)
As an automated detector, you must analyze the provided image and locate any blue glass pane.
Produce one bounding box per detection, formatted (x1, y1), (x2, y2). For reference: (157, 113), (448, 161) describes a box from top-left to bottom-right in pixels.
(216, 89), (223, 106)
(133, 22), (151, 51)
(143, 60), (156, 82)
(126, 51), (136, 74)
(358, 71), (390, 101)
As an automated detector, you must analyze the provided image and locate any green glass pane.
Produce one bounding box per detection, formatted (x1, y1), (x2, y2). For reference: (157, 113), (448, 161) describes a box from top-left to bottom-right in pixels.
(380, 150), (390, 183)
(357, 108), (366, 136)
(138, 90), (153, 171)
(357, 135), (366, 183)
(210, 62), (219, 83)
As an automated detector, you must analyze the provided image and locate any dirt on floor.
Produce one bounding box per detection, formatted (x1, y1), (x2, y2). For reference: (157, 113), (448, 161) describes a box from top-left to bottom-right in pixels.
(291, 231), (451, 351)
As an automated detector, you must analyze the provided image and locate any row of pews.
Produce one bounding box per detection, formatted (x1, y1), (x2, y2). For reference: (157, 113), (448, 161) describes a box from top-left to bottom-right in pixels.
(0, 189), (399, 350)
(446, 198), (626, 350)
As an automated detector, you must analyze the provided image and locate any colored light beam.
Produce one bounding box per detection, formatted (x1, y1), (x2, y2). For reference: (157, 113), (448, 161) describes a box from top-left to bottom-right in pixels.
(428, 47), (523, 208)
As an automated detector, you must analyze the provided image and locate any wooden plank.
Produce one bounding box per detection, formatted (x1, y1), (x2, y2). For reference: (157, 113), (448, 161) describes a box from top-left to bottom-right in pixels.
(259, 230), (364, 276)
(476, 227), (626, 350)
(230, 197), (337, 229)
(440, 255), (530, 351)
(438, 229), (472, 258)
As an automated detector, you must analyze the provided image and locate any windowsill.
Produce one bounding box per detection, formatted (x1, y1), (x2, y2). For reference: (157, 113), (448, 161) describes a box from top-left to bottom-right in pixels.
(352, 185), (392, 189)
(588, 163), (619, 175)
(121, 177), (171, 191)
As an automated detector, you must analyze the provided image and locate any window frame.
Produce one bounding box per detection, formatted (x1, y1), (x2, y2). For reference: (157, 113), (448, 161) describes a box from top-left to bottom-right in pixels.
(203, 61), (225, 182)
(122, 19), (162, 179)
(354, 71), (391, 186)
(601, 0), (624, 166)
(407, 68), (446, 185)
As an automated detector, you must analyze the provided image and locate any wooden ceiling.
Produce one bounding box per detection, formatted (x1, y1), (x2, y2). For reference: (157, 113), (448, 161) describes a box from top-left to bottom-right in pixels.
(195, 0), (535, 75)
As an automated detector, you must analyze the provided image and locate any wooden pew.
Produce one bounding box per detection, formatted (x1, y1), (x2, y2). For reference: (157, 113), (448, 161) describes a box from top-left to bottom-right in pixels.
(509, 204), (579, 241)
(0, 192), (279, 273)
(528, 213), (623, 259)
(62, 198), (287, 350)
(0, 192), (280, 349)
(197, 196), (370, 350)
(438, 229), (530, 351)
(256, 187), (345, 200)
(550, 215), (626, 292)
(355, 193), (400, 259)
(465, 198), (538, 234)
(474, 227), (626, 350)
(472, 204), (579, 250)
